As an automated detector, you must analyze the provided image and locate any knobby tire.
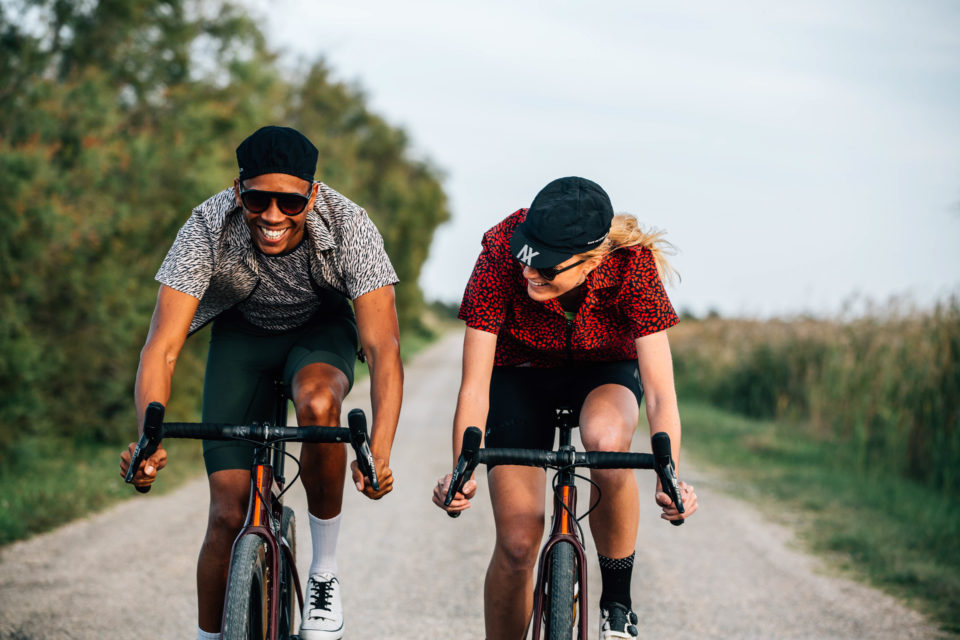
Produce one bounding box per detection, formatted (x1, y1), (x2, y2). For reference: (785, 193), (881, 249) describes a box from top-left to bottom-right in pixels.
(222, 534), (268, 640)
(546, 540), (578, 640)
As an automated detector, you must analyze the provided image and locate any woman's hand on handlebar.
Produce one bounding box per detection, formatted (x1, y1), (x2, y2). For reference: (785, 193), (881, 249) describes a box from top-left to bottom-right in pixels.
(432, 473), (477, 513)
(655, 480), (697, 522)
(351, 457), (393, 500)
(119, 442), (167, 489)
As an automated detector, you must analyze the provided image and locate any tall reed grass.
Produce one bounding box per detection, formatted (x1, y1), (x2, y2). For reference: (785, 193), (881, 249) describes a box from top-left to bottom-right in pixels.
(670, 296), (960, 499)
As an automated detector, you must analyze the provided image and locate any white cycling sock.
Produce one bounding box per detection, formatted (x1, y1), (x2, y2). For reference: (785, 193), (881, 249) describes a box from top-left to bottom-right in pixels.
(308, 511), (341, 576)
(197, 626), (220, 640)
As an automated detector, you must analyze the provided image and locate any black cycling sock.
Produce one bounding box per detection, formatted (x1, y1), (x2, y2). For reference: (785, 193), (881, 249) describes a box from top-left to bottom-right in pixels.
(598, 552), (635, 610)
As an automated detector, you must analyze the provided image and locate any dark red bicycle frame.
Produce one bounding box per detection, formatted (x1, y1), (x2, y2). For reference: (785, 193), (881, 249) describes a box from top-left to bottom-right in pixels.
(220, 385), (302, 639)
(531, 483), (590, 638)
(530, 410), (590, 639)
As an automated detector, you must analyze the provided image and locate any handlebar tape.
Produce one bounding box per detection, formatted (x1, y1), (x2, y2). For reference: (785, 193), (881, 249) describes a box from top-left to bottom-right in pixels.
(445, 426), (482, 517)
(126, 401), (165, 493)
(651, 432), (684, 526)
(471, 449), (654, 469)
(348, 409), (380, 492)
(161, 423), (351, 442)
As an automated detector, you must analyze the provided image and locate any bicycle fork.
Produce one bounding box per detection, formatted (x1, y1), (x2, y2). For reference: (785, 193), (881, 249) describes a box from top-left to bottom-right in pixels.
(531, 462), (590, 640)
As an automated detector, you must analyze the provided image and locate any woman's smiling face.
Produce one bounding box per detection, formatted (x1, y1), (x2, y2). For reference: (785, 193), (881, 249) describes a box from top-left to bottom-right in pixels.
(521, 255), (600, 302)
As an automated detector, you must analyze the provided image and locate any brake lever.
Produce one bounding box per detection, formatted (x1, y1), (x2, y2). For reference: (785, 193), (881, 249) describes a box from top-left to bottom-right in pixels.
(347, 409), (380, 492)
(125, 402), (165, 494)
(651, 432), (685, 527)
(445, 426), (482, 519)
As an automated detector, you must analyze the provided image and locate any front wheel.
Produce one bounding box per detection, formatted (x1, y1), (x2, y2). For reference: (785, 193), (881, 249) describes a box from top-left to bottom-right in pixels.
(545, 540), (578, 640)
(222, 534), (267, 640)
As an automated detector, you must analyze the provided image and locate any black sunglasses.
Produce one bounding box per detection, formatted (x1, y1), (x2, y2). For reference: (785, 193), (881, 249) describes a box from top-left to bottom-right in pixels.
(239, 185), (313, 215)
(532, 259), (586, 281)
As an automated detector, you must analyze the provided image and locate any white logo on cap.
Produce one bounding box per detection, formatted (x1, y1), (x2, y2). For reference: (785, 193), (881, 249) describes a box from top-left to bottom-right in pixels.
(516, 244), (540, 265)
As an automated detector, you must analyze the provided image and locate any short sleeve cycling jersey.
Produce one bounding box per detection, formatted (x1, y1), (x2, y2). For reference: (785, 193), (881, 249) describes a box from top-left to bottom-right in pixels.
(155, 183), (398, 335)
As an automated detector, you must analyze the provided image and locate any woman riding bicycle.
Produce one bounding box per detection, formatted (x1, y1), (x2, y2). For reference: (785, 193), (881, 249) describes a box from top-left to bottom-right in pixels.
(432, 176), (698, 639)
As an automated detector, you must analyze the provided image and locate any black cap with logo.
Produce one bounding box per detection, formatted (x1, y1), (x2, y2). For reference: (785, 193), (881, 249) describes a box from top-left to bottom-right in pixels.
(509, 176), (614, 269)
(236, 125), (318, 183)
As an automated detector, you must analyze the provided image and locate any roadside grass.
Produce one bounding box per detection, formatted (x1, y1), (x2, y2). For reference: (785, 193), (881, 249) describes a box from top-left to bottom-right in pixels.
(679, 399), (960, 635)
(0, 436), (204, 546)
(0, 328), (452, 547)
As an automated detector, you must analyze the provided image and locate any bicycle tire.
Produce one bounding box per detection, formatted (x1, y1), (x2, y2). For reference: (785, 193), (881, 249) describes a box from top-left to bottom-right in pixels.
(545, 540), (578, 640)
(279, 506), (297, 639)
(222, 534), (267, 640)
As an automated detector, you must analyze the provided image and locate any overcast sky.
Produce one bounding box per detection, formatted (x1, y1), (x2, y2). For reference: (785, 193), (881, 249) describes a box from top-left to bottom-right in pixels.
(251, 0), (960, 317)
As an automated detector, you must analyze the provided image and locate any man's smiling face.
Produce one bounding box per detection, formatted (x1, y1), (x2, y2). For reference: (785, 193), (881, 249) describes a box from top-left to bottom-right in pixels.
(234, 173), (316, 254)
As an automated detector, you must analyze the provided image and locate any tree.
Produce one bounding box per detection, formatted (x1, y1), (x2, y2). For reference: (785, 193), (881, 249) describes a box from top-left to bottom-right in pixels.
(0, 0), (448, 458)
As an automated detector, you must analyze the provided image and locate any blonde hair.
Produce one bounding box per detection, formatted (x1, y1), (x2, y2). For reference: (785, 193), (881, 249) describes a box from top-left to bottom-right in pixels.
(580, 214), (679, 285)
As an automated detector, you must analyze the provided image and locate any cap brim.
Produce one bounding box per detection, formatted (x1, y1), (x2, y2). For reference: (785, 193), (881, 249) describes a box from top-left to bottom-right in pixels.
(509, 224), (575, 269)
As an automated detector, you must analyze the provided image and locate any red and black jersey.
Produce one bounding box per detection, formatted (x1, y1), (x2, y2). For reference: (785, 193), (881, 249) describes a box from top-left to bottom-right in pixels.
(458, 209), (679, 367)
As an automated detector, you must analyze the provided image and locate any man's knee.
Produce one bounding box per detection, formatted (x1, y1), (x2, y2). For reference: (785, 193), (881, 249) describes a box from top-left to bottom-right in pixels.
(206, 497), (247, 543)
(296, 387), (342, 426)
(293, 364), (348, 426)
(206, 470), (249, 542)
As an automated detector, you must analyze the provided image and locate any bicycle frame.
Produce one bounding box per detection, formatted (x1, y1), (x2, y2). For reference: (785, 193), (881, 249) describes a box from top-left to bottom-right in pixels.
(220, 381), (301, 640)
(530, 407), (589, 640)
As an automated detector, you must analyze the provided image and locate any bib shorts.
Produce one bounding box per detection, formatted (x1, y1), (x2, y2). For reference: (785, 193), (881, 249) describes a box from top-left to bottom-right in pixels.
(200, 299), (359, 475)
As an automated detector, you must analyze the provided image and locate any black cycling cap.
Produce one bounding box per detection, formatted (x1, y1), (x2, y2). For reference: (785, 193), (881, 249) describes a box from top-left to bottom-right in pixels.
(236, 125), (318, 183)
(509, 176), (614, 269)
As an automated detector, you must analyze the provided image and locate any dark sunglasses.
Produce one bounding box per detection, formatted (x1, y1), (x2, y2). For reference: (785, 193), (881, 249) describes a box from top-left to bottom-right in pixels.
(239, 185), (312, 215)
(532, 259), (586, 281)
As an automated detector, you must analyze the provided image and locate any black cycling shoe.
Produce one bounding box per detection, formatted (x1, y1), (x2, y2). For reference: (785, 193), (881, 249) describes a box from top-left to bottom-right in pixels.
(599, 601), (639, 639)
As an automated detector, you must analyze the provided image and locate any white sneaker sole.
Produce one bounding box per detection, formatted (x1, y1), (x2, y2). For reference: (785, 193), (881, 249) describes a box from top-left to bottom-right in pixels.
(298, 624), (344, 640)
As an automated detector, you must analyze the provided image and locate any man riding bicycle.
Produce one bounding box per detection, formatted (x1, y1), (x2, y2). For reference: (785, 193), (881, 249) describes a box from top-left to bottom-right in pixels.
(120, 126), (402, 640)
(433, 176), (698, 639)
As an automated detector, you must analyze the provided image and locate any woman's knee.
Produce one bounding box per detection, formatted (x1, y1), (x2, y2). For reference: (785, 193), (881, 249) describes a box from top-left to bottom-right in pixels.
(580, 420), (633, 452)
(494, 521), (544, 570)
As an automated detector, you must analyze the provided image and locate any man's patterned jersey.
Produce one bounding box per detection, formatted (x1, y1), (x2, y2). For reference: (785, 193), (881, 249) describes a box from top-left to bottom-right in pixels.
(458, 209), (679, 367)
(156, 182), (397, 335)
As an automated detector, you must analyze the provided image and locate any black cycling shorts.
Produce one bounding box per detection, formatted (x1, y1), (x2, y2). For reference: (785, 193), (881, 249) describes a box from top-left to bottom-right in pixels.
(484, 360), (643, 456)
(200, 301), (358, 475)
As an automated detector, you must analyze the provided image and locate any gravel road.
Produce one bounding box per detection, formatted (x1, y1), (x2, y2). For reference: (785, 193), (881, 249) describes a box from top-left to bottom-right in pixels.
(0, 331), (947, 639)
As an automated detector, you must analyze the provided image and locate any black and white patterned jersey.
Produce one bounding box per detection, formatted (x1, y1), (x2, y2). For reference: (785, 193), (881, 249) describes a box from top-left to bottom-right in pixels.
(155, 182), (398, 335)
(235, 240), (320, 331)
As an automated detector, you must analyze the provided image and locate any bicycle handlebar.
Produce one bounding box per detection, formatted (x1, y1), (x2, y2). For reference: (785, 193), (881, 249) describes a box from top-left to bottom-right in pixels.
(125, 402), (380, 492)
(444, 426), (685, 526)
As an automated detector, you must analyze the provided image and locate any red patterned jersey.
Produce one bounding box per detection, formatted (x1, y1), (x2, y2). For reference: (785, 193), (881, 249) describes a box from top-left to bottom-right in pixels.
(458, 209), (679, 367)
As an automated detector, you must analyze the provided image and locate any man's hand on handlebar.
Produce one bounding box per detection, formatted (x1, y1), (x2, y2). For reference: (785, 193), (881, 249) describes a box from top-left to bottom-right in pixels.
(351, 456), (393, 499)
(119, 442), (167, 489)
(432, 473), (477, 513)
(655, 480), (698, 523)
